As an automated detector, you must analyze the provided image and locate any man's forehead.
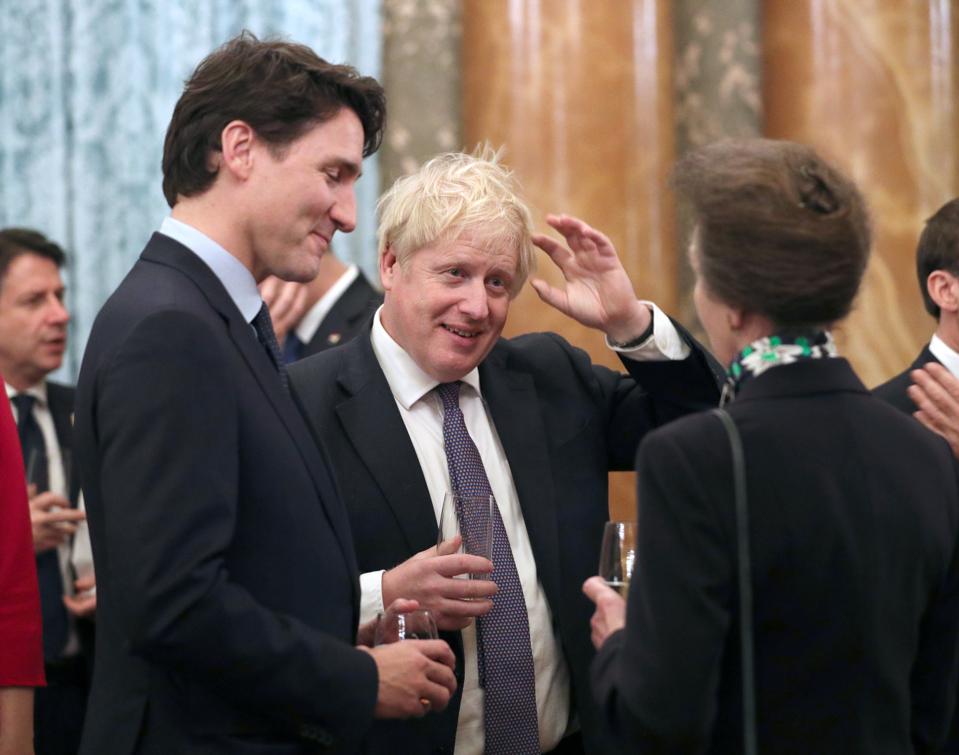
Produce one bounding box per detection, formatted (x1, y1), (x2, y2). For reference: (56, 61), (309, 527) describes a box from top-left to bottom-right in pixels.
(1, 253), (64, 293)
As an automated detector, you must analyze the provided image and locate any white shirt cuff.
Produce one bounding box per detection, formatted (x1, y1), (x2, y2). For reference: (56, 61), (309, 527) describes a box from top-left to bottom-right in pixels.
(359, 569), (386, 625)
(607, 301), (690, 362)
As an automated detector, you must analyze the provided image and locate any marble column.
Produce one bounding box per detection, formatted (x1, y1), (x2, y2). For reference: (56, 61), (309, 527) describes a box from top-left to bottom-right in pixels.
(380, 0), (462, 190)
(463, 0), (676, 519)
(763, 0), (959, 387)
(673, 0), (761, 330)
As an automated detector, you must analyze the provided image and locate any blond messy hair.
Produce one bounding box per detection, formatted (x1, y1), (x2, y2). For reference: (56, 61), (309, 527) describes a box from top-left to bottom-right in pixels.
(376, 145), (536, 295)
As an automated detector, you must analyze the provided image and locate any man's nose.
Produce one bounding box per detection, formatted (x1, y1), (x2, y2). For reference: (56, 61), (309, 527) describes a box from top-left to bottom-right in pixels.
(458, 280), (489, 320)
(47, 296), (69, 324)
(330, 186), (357, 233)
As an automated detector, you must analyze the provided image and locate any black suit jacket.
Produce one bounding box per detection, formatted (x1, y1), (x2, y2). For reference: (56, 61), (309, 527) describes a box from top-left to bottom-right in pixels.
(74, 233), (377, 755)
(300, 272), (382, 358)
(872, 345), (939, 413)
(593, 358), (959, 754)
(289, 322), (722, 754)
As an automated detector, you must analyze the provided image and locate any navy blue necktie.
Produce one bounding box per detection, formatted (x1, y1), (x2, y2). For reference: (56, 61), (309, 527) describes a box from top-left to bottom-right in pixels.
(282, 331), (304, 365)
(435, 382), (540, 755)
(12, 393), (69, 661)
(252, 303), (289, 391)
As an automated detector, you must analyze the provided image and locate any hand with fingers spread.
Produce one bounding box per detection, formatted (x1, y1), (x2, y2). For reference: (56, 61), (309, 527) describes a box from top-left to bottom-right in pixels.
(29, 489), (85, 553)
(258, 275), (310, 345)
(582, 576), (626, 650)
(359, 638), (457, 718)
(381, 535), (496, 632)
(909, 363), (959, 458)
(530, 214), (652, 343)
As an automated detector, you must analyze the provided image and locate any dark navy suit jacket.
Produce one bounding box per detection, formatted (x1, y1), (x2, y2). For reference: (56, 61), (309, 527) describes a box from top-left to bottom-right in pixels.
(289, 321), (722, 754)
(74, 233), (377, 754)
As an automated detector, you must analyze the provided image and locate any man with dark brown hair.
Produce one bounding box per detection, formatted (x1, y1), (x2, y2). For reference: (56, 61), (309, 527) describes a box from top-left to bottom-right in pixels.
(74, 32), (455, 755)
(875, 198), (959, 413)
(0, 228), (95, 755)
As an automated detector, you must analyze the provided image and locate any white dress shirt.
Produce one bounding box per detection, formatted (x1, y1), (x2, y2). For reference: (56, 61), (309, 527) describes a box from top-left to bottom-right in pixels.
(7, 380), (90, 657)
(361, 301), (685, 754)
(294, 264), (362, 344)
(930, 334), (959, 377)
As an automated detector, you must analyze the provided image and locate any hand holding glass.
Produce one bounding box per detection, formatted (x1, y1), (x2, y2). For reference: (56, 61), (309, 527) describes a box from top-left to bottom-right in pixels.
(437, 492), (494, 580)
(598, 521), (637, 598)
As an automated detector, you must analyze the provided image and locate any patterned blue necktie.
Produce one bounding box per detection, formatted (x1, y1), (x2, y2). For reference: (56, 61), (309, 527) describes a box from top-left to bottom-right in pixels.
(11, 393), (69, 661)
(252, 303), (289, 391)
(435, 382), (540, 755)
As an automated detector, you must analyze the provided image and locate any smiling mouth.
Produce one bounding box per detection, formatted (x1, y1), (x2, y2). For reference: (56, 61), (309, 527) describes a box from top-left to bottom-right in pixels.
(443, 324), (481, 339)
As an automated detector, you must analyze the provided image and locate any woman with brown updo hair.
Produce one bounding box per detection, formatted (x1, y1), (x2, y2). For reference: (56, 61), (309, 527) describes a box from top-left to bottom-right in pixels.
(584, 139), (959, 754)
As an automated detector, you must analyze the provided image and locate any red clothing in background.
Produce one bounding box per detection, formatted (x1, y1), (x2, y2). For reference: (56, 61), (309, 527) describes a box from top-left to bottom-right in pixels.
(0, 381), (44, 686)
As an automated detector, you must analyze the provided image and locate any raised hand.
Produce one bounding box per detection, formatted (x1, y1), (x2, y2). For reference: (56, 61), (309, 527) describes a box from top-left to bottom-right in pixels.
(530, 214), (651, 343)
(909, 363), (959, 458)
(381, 535), (496, 631)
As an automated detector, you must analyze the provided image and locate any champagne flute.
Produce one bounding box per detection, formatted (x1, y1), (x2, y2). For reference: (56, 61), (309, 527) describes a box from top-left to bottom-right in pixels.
(598, 521), (637, 598)
(373, 608), (440, 645)
(437, 492), (493, 580)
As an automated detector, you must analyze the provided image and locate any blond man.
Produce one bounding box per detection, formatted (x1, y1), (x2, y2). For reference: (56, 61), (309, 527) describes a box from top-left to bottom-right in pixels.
(290, 149), (721, 755)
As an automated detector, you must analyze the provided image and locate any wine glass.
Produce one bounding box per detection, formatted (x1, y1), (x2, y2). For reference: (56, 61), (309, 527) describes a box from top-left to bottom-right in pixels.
(598, 521), (637, 598)
(373, 608), (439, 645)
(437, 492), (494, 579)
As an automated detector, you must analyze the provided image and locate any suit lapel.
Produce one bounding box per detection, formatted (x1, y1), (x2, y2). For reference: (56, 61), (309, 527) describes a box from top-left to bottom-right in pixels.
(479, 348), (563, 610)
(912, 346), (940, 371)
(334, 335), (437, 552)
(140, 235), (361, 580)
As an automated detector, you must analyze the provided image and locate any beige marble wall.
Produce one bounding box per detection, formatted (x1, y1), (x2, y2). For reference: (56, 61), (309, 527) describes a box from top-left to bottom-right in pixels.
(462, 0), (677, 519)
(763, 0), (959, 388)
(380, 0), (462, 191)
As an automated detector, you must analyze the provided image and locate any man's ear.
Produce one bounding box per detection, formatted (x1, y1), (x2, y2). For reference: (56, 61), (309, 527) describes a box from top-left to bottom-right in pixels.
(928, 270), (959, 315)
(218, 120), (256, 181)
(380, 245), (398, 292)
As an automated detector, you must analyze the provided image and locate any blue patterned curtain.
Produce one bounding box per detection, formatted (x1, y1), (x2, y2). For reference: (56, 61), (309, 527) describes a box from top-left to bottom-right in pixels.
(0, 0), (382, 380)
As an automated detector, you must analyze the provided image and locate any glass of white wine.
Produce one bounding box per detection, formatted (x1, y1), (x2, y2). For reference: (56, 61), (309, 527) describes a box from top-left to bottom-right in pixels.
(598, 521), (637, 598)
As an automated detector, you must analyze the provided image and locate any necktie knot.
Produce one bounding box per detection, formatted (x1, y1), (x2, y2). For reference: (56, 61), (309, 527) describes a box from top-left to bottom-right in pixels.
(11, 393), (36, 419)
(252, 303), (289, 391)
(435, 381), (461, 411)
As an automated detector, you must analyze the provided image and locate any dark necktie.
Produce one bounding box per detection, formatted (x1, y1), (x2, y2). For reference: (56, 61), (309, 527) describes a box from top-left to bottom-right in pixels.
(252, 303), (289, 390)
(435, 382), (540, 755)
(11, 393), (68, 661)
(282, 331), (304, 365)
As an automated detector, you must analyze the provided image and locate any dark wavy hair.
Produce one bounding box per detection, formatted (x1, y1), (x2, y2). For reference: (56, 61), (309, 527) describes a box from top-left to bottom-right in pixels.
(916, 198), (959, 319)
(162, 30), (387, 207)
(673, 138), (872, 329)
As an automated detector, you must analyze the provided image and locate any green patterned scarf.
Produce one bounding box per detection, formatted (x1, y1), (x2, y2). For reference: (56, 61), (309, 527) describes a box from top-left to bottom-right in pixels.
(721, 331), (837, 405)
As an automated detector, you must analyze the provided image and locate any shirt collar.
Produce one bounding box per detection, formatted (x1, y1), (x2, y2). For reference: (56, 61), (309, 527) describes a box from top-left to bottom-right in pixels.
(5, 380), (47, 407)
(295, 264), (362, 343)
(930, 334), (959, 378)
(370, 306), (482, 410)
(159, 216), (262, 323)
